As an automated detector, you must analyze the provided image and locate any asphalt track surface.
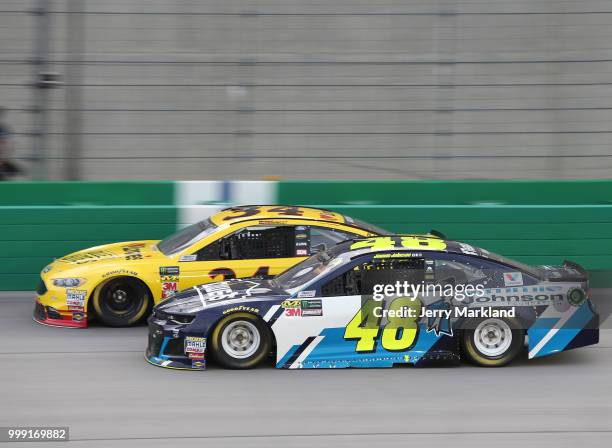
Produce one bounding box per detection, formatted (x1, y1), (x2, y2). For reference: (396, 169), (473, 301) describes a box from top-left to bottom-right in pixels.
(1, 292), (611, 448)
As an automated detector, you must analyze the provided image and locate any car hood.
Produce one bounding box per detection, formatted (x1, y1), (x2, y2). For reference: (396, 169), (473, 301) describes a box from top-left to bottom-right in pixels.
(156, 279), (288, 314)
(55, 240), (163, 267)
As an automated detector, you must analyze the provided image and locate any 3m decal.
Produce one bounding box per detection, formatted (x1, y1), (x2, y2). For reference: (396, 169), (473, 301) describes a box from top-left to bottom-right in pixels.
(281, 299), (322, 317)
(282, 299), (302, 317)
(161, 279), (178, 299)
(344, 298), (421, 353)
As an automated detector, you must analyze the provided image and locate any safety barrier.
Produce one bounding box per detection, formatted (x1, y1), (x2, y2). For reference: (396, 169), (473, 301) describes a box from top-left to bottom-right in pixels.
(1, 180), (611, 290)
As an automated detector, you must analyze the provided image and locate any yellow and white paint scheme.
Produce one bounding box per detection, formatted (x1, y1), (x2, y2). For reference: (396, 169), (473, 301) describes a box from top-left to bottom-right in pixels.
(34, 205), (383, 328)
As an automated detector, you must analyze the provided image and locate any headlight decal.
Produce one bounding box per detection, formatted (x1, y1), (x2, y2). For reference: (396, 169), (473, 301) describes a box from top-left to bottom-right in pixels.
(52, 278), (86, 288)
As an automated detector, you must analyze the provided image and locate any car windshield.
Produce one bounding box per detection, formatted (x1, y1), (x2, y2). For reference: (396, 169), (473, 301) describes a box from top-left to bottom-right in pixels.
(274, 246), (347, 291)
(157, 219), (218, 256)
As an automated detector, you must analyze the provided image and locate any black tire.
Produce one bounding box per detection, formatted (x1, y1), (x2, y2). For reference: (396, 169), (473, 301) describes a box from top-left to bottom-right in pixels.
(92, 277), (151, 327)
(210, 313), (272, 369)
(461, 316), (523, 367)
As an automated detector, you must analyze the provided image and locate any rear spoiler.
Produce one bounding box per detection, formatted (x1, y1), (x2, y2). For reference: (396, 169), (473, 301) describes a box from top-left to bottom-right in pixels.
(563, 260), (588, 276)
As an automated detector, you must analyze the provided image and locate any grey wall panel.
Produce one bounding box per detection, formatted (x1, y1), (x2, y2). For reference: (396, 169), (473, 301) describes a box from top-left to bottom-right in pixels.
(1, 0), (612, 179)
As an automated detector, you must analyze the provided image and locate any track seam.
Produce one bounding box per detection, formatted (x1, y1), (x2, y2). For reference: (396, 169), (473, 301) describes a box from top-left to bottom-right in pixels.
(67, 429), (612, 442)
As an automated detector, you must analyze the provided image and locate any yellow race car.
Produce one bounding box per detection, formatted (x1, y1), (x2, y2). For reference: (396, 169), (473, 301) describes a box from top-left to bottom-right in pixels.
(33, 205), (387, 328)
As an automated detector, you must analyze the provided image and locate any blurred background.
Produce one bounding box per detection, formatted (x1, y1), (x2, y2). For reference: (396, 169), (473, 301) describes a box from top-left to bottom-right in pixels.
(1, 3), (611, 440)
(1, 1), (612, 297)
(2, 0), (612, 180)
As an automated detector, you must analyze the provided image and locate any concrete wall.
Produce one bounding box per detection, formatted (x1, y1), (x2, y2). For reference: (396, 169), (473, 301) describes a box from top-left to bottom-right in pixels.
(2, 1), (612, 180)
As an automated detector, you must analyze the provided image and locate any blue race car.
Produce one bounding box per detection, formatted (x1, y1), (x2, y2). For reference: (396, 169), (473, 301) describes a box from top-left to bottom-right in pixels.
(145, 235), (599, 370)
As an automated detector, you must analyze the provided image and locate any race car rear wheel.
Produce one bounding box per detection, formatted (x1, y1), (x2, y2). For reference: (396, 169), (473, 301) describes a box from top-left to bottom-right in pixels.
(92, 277), (151, 327)
(211, 313), (272, 369)
(461, 317), (523, 367)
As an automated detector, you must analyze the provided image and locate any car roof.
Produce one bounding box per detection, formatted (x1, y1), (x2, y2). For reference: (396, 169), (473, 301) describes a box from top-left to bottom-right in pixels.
(342, 235), (485, 258)
(338, 235), (542, 277)
(210, 205), (348, 227)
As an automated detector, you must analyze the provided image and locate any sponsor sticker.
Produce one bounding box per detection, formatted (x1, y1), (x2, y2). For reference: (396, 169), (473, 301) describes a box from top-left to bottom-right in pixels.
(161, 280), (178, 299)
(122, 243), (146, 260)
(160, 266), (180, 276)
(102, 269), (138, 278)
(185, 336), (206, 358)
(196, 280), (262, 302)
(179, 255), (197, 262)
(281, 299), (302, 317)
(160, 267), (180, 298)
(296, 249), (308, 256)
(425, 259), (435, 281)
(281, 299), (322, 317)
(72, 312), (85, 322)
(222, 306), (260, 315)
(62, 250), (115, 264)
(66, 289), (87, 309)
(297, 290), (316, 298)
(503, 272), (523, 287)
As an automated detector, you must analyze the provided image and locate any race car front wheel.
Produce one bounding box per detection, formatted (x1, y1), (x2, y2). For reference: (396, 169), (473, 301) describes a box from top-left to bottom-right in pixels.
(92, 277), (151, 327)
(211, 313), (272, 369)
(461, 317), (523, 367)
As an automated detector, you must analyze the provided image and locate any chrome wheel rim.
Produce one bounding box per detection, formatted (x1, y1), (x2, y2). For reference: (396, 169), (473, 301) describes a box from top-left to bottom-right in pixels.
(221, 321), (260, 359)
(474, 318), (512, 357)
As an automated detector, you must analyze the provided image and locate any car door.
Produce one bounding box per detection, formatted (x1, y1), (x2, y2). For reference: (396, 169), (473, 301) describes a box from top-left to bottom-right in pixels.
(177, 224), (302, 289)
(274, 253), (427, 368)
